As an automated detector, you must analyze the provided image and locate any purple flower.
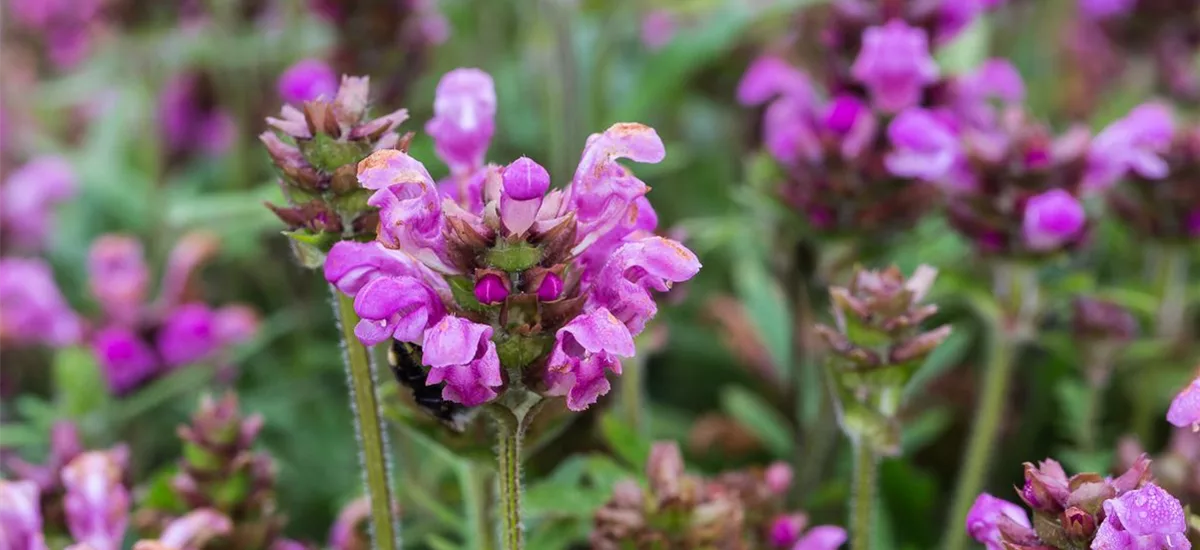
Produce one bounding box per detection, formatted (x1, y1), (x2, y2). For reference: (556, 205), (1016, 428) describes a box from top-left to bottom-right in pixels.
(966, 493), (1031, 550)
(147, 509), (233, 550)
(277, 59), (339, 104)
(937, 0), (984, 45)
(737, 56), (815, 106)
(1168, 375), (1200, 431)
(1079, 0), (1138, 19)
(0, 258), (83, 347)
(0, 480), (47, 550)
(88, 235), (150, 325)
(421, 316), (503, 406)
(0, 156), (77, 251)
(500, 157), (550, 236)
(544, 308), (636, 411)
(762, 95), (820, 166)
(324, 239), (449, 296)
(1085, 103), (1174, 191)
(850, 20), (939, 113)
(328, 497), (370, 550)
(954, 59), (1025, 128)
(353, 276), (446, 345)
(93, 327), (159, 394)
(425, 68), (496, 175)
(156, 304), (219, 368)
(769, 514), (805, 548)
(793, 526), (848, 550)
(765, 462), (794, 495)
(358, 150), (455, 273)
(1022, 189), (1086, 251)
(1092, 483), (1190, 550)
(62, 451), (129, 550)
(158, 74), (234, 156)
(885, 108), (966, 187)
(567, 123), (667, 250)
(641, 10), (676, 51)
(212, 305), (259, 347)
(589, 237), (702, 336)
(158, 232), (220, 311)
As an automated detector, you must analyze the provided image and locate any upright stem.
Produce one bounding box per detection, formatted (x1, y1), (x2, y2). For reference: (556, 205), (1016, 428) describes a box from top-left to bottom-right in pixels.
(619, 353), (649, 437)
(850, 442), (878, 550)
(332, 291), (398, 550)
(942, 263), (1033, 550)
(491, 405), (524, 550)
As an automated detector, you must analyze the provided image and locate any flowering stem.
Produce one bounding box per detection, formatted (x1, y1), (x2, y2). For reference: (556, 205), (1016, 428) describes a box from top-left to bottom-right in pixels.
(332, 290), (398, 550)
(850, 442), (878, 550)
(487, 395), (542, 550)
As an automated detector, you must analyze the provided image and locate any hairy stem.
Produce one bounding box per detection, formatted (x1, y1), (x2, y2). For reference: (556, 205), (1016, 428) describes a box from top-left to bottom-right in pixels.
(332, 290), (398, 550)
(851, 442), (878, 550)
(491, 405), (524, 550)
(941, 306), (1019, 550)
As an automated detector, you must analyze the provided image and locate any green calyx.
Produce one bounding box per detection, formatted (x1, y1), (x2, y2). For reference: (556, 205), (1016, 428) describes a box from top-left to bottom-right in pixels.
(495, 333), (555, 371)
(298, 133), (374, 174)
(485, 241), (543, 271)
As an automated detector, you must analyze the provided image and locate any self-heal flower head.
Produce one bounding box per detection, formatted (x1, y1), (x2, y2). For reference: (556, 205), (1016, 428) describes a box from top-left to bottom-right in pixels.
(1022, 189), (1086, 251)
(850, 20), (939, 113)
(277, 59), (339, 104)
(425, 68), (496, 175)
(1167, 374), (1200, 431)
(0, 258), (83, 347)
(1085, 102), (1174, 191)
(966, 493), (1031, 550)
(88, 235), (150, 325)
(0, 156), (78, 251)
(885, 108), (966, 187)
(0, 480), (47, 550)
(544, 308), (637, 411)
(1092, 483), (1190, 550)
(62, 450), (130, 550)
(421, 316), (503, 406)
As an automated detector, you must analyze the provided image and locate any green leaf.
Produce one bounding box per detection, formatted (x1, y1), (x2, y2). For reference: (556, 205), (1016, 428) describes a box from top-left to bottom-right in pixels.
(719, 386), (794, 457)
(53, 346), (109, 418)
(732, 260), (792, 378)
(448, 276), (487, 312)
(599, 413), (652, 468)
(423, 534), (462, 550)
(484, 241), (543, 271)
(140, 467), (186, 513)
(527, 519), (588, 550)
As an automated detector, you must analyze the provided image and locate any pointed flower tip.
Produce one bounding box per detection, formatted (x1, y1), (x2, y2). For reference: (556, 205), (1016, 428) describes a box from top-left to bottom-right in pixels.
(502, 157), (551, 200)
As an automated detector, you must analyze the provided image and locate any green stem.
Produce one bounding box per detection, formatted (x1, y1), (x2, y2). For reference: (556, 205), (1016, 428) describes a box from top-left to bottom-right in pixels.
(1153, 246), (1189, 343)
(619, 353), (649, 437)
(941, 314), (1017, 550)
(332, 290), (398, 550)
(491, 405), (524, 550)
(851, 442), (878, 550)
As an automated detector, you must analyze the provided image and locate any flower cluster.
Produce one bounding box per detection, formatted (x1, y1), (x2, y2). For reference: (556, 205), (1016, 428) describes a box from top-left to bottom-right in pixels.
(591, 442), (845, 549)
(325, 68), (700, 412)
(261, 73), (409, 259)
(1116, 431), (1200, 516)
(84, 234), (258, 395)
(0, 156), (78, 252)
(6, 0), (104, 68)
(967, 455), (1191, 549)
(1077, 0), (1199, 102)
(135, 393), (287, 550)
(816, 264), (951, 454)
(1085, 103), (1200, 241)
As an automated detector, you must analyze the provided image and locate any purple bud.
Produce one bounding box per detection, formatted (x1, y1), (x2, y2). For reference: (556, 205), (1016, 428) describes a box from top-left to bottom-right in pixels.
(1092, 483), (1189, 549)
(764, 462), (793, 495)
(277, 59), (339, 104)
(474, 274), (509, 305)
(536, 272), (564, 302)
(966, 493), (1030, 550)
(62, 451), (129, 550)
(1168, 375), (1200, 431)
(156, 304), (219, 369)
(0, 480), (46, 550)
(93, 327), (160, 394)
(850, 20), (939, 113)
(502, 157), (550, 201)
(1021, 189), (1086, 251)
(768, 514), (806, 548)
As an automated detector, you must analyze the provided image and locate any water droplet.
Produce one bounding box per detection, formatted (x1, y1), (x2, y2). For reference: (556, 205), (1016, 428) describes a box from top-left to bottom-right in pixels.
(1139, 511), (1148, 519)
(1135, 495), (1147, 507)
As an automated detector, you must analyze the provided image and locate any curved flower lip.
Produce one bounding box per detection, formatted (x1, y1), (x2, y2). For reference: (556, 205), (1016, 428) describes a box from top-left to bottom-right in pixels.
(966, 493), (1030, 550)
(1093, 483), (1189, 549)
(793, 525), (848, 550)
(324, 240), (449, 297)
(1084, 102), (1174, 191)
(850, 20), (939, 113)
(885, 108), (963, 184)
(737, 55), (815, 106)
(1021, 189), (1086, 251)
(1168, 375), (1200, 431)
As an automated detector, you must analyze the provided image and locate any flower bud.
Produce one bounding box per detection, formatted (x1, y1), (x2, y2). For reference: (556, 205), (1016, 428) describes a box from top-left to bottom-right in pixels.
(535, 271), (564, 302)
(1061, 506), (1096, 539)
(764, 462), (793, 496)
(1022, 189), (1085, 251)
(473, 273), (509, 305)
(500, 157), (549, 236)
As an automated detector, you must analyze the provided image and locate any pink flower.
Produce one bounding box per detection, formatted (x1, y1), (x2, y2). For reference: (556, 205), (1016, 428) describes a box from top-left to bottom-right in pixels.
(769, 514), (806, 548)
(93, 327), (159, 395)
(422, 316), (503, 406)
(589, 237), (702, 336)
(953, 59), (1025, 128)
(358, 149), (454, 273)
(140, 509), (232, 550)
(1022, 189), (1086, 251)
(765, 462), (794, 495)
(0, 480), (47, 550)
(62, 450), (130, 550)
(566, 123), (667, 250)
(544, 308), (636, 411)
(353, 276), (446, 345)
(1079, 0), (1138, 19)
(1168, 375), (1200, 431)
(737, 56), (814, 106)
(0, 258), (83, 348)
(966, 493), (1031, 550)
(156, 304), (219, 368)
(425, 69), (496, 175)
(500, 157), (550, 236)
(850, 20), (940, 113)
(793, 526), (848, 550)
(328, 497), (370, 550)
(277, 59), (339, 104)
(1085, 103), (1174, 191)
(1092, 483), (1190, 550)
(324, 240), (448, 296)
(158, 74), (234, 156)
(641, 10), (676, 51)
(0, 156), (77, 251)
(88, 235), (150, 325)
(885, 108), (965, 185)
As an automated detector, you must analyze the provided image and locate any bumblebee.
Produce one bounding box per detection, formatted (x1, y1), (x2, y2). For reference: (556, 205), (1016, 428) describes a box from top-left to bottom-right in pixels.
(387, 340), (472, 432)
